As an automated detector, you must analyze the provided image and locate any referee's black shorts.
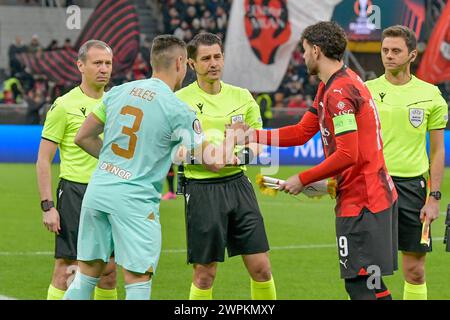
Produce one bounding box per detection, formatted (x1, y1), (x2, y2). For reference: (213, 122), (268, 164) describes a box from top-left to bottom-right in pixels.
(184, 172), (270, 264)
(392, 175), (431, 253)
(54, 178), (87, 260)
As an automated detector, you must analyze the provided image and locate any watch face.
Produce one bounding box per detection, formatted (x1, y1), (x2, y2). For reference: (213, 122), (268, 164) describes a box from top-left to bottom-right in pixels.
(431, 192), (442, 200)
(41, 200), (54, 211)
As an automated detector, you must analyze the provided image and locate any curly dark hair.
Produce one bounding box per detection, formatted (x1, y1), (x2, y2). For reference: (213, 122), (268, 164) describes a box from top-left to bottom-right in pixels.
(300, 21), (347, 61)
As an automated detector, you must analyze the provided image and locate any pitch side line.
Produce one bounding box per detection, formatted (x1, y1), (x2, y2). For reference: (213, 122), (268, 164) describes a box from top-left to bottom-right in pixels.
(0, 237), (445, 256)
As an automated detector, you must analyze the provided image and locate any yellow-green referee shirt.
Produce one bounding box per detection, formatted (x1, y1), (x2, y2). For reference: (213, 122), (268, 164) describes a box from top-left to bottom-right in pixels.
(176, 81), (263, 179)
(366, 75), (448, 177)
(41, 86), (103, 183)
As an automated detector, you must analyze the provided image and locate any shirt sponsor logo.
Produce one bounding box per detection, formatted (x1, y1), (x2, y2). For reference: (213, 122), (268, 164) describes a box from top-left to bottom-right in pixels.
(379, 92), (386, 102)
(319, 124), (330, 146)
(231, 114), (244, 124)
(99, 162), (132, 180)
(333, 110), (354, 117)
(409, 108), (424, 128)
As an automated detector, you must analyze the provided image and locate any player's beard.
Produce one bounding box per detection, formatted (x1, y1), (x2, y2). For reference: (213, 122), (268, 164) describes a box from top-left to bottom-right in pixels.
(306, 61), (318, 75)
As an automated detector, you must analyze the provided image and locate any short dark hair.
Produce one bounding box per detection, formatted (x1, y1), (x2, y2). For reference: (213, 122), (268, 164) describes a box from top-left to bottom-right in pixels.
(187, 32), (223, 60)
(382, 25), (417, 52)
(300, 21), (347, 61)
(78, 40), (112, 62)
(151, 35), (186, 71)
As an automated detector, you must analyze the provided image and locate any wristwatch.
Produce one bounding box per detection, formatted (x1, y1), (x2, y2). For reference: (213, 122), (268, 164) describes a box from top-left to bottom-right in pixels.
(40, 200), (55, 212)
(429, 191), (442, 200)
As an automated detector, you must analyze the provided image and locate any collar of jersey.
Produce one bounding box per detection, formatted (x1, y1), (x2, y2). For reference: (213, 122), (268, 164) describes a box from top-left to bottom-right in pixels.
(194, 80), (226, 96)
(381, 74), (416, 89)
(150, 77), (172, 93)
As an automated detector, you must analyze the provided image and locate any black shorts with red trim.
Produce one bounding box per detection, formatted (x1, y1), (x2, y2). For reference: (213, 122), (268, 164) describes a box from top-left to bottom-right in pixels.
(335, 202), (398, 279)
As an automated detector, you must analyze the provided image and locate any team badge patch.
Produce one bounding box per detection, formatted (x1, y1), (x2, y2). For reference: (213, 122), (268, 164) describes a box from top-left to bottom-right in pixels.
(409, 108), (424, 128)
(192, 119), (202, 134)
(337, 101), (346, 110)
(231, 114), (244, 124)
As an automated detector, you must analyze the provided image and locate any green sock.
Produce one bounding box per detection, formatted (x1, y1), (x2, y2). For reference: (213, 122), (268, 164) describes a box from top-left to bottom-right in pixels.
(94, 287), (118, 300)
(403, 281), (427, 300)
(251, 277), (277, 300)
(189, 283), (212, 300)
(47, 284), (66, 300)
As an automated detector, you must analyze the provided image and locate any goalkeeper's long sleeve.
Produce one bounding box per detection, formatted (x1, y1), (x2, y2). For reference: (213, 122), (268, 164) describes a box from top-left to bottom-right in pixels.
(298, 131), (358, 186)
(255, 109), (319, 147)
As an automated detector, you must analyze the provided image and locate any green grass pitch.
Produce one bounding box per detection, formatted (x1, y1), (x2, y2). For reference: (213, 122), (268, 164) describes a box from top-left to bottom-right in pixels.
(1, 163), (449, 300)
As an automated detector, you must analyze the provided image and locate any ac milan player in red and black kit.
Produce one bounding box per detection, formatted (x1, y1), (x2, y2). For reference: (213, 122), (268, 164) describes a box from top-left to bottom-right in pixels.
(242, 22), (399, 300)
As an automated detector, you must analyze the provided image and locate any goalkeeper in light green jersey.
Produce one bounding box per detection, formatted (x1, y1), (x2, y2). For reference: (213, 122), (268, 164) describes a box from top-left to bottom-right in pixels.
(366, 25), (448, 300)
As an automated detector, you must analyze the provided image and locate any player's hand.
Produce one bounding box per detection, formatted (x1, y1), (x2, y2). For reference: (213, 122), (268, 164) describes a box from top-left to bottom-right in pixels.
(43, 207), (61, 235)
(420, 198), (440, 230)
(279, 174), (304, 195)
(225, 123), (255, 145)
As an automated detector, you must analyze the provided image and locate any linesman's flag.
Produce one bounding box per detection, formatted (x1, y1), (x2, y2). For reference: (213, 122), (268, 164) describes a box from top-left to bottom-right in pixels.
(17, 0), (140, 85)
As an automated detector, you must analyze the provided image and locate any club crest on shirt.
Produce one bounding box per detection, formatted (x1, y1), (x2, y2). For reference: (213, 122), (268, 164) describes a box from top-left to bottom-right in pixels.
(409, 108), (424, 128)
(230, 114), (244, 124)
(192, 119), (202, 134)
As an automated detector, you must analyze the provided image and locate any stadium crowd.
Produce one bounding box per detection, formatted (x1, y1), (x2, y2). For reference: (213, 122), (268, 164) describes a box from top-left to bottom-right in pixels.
(1, 0), (449, 127)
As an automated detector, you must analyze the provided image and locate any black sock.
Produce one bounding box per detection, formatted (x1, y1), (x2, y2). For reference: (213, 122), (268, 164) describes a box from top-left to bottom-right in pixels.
(375, 278), (392, 300)
(167, 166), (175, 193)
(167, 175), (174, 193)
(345, 276), (377, 300)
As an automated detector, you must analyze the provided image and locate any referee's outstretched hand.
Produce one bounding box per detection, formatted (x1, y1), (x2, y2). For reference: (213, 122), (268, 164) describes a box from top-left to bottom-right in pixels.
(43, 207), (61, 235)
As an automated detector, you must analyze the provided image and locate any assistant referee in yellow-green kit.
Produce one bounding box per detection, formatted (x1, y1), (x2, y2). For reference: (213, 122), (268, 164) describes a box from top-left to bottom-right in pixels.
(366, 25), (448, 300)
(36, 40), (117, 300)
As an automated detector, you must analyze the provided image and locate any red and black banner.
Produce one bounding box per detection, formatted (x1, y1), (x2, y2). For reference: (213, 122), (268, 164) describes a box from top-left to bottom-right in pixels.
(416, 2), (450, 84)
(17, 0), (140, 85)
